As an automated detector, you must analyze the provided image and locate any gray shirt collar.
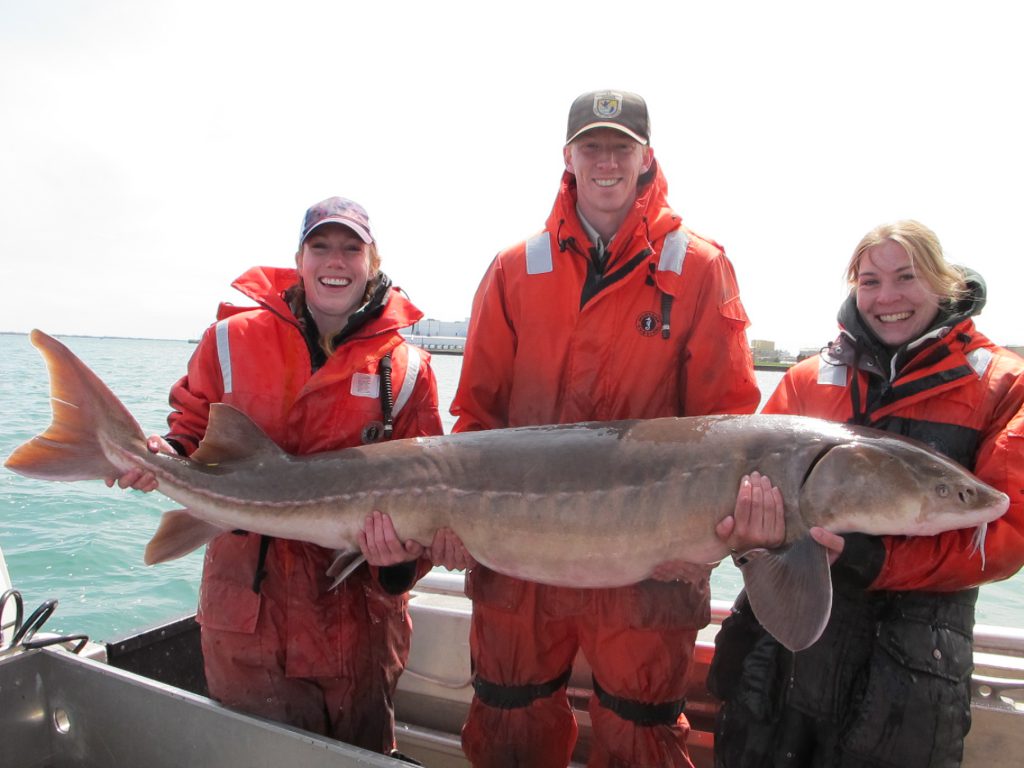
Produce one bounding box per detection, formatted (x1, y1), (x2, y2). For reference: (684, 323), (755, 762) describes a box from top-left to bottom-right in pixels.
(576, 206), (613, 265)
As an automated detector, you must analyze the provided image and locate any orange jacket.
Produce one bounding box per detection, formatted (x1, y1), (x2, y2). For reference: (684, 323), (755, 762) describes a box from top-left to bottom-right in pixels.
(169, 266), (442, 455)
(168, 266), (442, 677)
(452, 162), (759, 431)
(765, 317), (1024, 592)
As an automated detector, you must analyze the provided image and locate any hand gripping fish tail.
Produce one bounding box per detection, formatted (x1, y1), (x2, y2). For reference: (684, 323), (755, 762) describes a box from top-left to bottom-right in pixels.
(6, 330), (1010, 653)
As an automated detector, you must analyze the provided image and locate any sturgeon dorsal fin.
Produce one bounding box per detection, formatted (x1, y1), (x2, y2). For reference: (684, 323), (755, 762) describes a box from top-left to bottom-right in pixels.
(740, 535), (833, 652)
(191, 404), (288, 465)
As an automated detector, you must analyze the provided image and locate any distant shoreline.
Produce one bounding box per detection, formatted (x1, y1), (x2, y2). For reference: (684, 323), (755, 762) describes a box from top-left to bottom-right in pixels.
(4, 332), (1018, 362)
(0, 332), (791, 365)
(0, 331), (188, 343)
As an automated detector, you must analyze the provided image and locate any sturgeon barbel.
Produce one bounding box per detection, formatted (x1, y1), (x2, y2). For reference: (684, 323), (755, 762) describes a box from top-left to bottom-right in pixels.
(5, 330), (1009, 651)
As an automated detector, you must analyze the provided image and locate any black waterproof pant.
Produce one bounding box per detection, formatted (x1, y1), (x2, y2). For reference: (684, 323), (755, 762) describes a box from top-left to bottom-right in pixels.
(709, 588), (976, 768)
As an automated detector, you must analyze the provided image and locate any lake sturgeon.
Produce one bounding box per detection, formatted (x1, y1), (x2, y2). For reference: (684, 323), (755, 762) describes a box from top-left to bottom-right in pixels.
(5, 330), (1009, 651)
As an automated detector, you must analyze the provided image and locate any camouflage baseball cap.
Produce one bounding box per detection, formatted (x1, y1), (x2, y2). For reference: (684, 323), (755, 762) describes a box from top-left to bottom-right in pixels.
(299, 196), (374, 246)
(565, 90), (650, 146)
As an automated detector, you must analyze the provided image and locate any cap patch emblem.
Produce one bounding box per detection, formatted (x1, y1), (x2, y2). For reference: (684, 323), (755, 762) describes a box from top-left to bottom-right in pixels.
(636, 312), (660, 337)
(594, 94), (623, 118)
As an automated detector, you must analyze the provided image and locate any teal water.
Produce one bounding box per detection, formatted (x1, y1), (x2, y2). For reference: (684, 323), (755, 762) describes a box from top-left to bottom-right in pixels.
(1, 333), (1022, 643)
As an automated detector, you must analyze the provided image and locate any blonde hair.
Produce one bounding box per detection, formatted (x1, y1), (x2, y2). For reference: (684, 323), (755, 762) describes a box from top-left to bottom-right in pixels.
(845, 220), (967, 303)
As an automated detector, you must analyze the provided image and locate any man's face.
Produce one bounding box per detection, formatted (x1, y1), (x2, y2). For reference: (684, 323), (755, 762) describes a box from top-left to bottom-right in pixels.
(563, 128), (653, 223)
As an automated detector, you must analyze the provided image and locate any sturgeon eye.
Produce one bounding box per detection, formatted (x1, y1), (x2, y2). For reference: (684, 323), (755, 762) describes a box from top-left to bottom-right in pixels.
(936, 484), (949, 498)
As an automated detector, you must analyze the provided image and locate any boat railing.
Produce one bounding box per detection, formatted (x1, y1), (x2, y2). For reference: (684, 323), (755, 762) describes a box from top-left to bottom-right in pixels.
(413, 570), (1024, 655)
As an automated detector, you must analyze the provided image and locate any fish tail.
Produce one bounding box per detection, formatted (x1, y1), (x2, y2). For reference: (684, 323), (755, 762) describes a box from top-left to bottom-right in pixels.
(4, 330), (146, 481)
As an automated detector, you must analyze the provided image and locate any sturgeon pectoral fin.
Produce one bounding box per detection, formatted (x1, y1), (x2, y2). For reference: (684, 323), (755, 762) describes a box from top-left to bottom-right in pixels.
(144, 510), (225, 565)
(741, 535), (832, 652)
(326, 551), (366, 590)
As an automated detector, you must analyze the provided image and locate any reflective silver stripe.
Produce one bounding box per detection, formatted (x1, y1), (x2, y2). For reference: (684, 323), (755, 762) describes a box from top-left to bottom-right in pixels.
(817, 356), (847, 387)
(658, 229), (689, 275)
(393, 347), (421, 418)
(526, 232), (553, 275)
(215, 319), (233, 394)
(967, 348), (993, 378)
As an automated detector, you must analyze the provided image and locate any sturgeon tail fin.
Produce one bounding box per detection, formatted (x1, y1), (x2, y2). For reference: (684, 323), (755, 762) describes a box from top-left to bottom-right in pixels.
(4, 329), (147, 481)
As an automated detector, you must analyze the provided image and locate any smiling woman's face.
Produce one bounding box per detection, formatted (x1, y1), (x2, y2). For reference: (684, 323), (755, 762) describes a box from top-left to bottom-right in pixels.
(855, 240), (941, 347)
(295, 223), (372, 335)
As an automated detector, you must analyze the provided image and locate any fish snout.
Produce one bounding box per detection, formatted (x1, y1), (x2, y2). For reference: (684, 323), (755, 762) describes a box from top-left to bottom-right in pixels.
(945, 481), (1009, 523)
(983, 489), (1010, 522)
(913, 476), (1009, 536)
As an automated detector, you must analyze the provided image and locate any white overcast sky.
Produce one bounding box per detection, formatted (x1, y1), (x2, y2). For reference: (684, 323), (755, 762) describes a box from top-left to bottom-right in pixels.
(1, 1), (1021, 354)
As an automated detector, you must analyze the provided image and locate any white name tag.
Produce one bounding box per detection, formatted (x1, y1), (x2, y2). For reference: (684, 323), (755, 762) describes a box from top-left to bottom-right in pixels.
(351, 373), (381, 399)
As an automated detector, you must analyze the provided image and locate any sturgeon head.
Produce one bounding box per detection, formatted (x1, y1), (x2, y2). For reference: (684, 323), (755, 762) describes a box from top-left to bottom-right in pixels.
(742, 422), (1008, 654)
(797, 428), (1009, 536)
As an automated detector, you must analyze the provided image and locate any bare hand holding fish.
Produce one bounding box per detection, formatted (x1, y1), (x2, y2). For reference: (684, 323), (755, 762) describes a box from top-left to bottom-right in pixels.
(103, 435), (175, 492)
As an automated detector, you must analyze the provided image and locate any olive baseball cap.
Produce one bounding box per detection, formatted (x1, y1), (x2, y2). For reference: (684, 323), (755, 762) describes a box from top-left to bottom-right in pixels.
(299, 196), (374, 246)
(565, 90), (650, 145)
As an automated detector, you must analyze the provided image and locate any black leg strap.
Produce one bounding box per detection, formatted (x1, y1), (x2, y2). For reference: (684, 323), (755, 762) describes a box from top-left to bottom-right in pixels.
(472, 667), (572, 710)
(592, 676), (687, 726)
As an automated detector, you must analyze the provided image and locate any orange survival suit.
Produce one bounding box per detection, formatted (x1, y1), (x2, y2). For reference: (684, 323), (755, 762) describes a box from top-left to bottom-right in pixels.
(452, 162), (760, 767)
(711, 281), (1024, 767)
(165, 266), (442, 753)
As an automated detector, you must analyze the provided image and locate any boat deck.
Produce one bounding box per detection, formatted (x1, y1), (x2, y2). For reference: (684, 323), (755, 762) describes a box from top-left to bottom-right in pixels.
(4, 571), (1024, 767)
